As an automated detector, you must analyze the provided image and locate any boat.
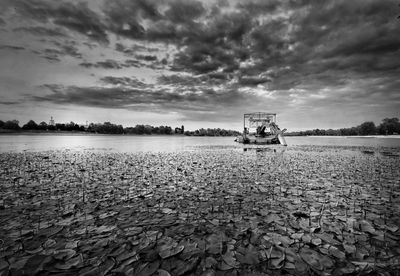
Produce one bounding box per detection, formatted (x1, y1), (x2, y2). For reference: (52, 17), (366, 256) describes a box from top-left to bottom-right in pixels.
(234, 112), (287, 146)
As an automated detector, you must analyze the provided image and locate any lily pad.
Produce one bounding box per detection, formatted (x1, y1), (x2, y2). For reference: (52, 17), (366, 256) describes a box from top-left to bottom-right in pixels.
(300, 248), (323, 271)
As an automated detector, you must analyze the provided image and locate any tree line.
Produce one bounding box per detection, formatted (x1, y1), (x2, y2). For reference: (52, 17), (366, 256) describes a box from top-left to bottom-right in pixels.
(184, 128), (241, 136)
(1, 117), (398, 136)
(0, 120), (239, 136)
(286, 118), (400, 136)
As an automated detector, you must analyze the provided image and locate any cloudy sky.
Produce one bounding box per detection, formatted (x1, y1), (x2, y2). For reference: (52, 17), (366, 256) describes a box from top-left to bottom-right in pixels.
(0, 0), (399, 131)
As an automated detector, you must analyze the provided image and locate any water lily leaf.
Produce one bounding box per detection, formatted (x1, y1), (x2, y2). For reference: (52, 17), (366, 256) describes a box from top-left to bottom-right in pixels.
(116, 250), (137, 263)
(335, 263), (356, 274)
(268, 245), (284, 259)
(218, 260), (233, 271)
(96, 257), (115, 276)
(173, 257), (200, 276)
(65, 240), (79, 249)
(159, 245), (184, 259)
(93, 225), (116, 234)
(9, 256), (30, 270)
(24, 239), (43, 254)
(301, 234), (311, 244)
(54, 253), (83, 270)
(290, 233), (303, 240)
(205, 256), (218, 268)
(161, 208), (176, 214)
(125, 226), (143, 236)
(300, 248), (323, 271)
(343, 243), (356, 254)
(206, 234), (222, 255)
(222, 249), (239, 268)
(311, 238), (322, 246)
(156, 269), (171, 276)
(158, 237), (184, 259)
(53, 249), (76, 261)
(0, 258), (9, 271)
(270, 256), (284, 269)
(385, 224), (399, 233)
(265, 213), (284, 225)
(351, 261), (373, 270)
(320, 255), (334, 269)
(37, 226), (63, 238)
(23, 254), (50, 274)
(357, 220), (375, 234)
(329, 246), (346, 260)
(236, 245), (259, 265)
(315, 233), (340, 245)
(136, 260), (160, 276)
(180, 241), (200, 261)
(99, 211), (118, 219)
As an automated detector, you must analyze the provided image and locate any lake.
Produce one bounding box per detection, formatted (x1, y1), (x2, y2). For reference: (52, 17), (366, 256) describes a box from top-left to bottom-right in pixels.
(0, 134), (399, 153)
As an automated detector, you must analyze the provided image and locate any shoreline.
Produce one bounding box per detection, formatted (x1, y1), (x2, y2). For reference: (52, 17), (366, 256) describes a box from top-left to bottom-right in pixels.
(1, 130), (399, 139)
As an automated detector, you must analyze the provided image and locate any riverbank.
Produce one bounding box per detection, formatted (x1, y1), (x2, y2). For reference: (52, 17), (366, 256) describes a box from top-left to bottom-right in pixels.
(0, 146), (399, 275)
(0, 130), (185, 136)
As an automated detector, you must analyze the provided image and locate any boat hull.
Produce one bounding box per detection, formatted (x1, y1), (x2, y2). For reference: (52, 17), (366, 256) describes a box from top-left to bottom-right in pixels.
(235, 135), (285, 145)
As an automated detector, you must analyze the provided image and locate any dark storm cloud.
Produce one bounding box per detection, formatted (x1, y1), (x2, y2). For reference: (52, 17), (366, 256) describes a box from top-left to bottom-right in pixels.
(135, 54), (157, 61)
(0, 100), (20, 105)
(80, 60), (123, 70)
(123, 59), (141, 68)
(36, 82), (249, 113)
(115, 43), (160, 56)
(0, 17), (5, 26)
(100, 76), (148, 88)
(236, 0), (280, 15)
(102, 0), (160, 39)
(79, 58), (159, 70)
(164, 0), (205, 24)
(6, 0), (108, 43)
(14, 26), (67, 37)
(0, 45), (25, 51)
(158, 73), (228, 87)
(33, 41), (82, 61)
(238, 75), (271, 86)
(158, 74), (205, 86)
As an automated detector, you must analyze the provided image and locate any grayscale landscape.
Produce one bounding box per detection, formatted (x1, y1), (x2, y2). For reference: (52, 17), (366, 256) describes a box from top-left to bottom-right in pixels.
(0, 0), (399, 275)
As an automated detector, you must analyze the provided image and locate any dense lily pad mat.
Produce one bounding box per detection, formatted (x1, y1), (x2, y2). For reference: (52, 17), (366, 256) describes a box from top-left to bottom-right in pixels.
(0, 146), (399, 275)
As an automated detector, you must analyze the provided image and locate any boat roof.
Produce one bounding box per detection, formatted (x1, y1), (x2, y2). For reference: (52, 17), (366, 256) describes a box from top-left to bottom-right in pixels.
(244, 112), (276, 116)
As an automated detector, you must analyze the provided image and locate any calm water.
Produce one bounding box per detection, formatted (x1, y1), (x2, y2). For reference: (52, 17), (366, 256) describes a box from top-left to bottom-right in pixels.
(0, 135), (399, 153)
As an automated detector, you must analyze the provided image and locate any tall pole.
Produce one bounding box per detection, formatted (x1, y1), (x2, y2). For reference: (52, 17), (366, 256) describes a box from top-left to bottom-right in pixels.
(243, 114), (246, 139)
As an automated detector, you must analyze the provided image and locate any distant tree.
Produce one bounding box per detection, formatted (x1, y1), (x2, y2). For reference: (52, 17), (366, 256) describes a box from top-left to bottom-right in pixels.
(88, 122), (123, 134)
(144, 125), (152, 134)
(183, 128), (240, 136)
(56, 123), (66, 131)
(358, 121), (376, 135)
(0, 120), (4, 128)
(377, 118), (400, 135)
(65, 121), (79, 131)
(22, 120), (38, 130)
(4, 120), (20, 130)
(38, 121), (48, 130)
(47, 124), (56, 131)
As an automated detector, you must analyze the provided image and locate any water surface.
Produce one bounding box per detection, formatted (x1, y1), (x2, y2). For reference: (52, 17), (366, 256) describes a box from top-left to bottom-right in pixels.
(0, 134), (399, 153)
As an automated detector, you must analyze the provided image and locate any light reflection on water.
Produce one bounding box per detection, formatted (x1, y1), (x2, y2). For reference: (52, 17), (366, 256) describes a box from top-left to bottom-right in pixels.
(0, 134), (399, 153)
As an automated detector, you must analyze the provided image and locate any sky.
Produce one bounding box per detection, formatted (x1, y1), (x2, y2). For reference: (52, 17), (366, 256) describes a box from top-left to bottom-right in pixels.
(0, 0), (399, 131)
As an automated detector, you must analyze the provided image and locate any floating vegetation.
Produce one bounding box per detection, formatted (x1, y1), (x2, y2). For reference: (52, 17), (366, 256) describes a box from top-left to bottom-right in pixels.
(0, 146), (399, 275)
